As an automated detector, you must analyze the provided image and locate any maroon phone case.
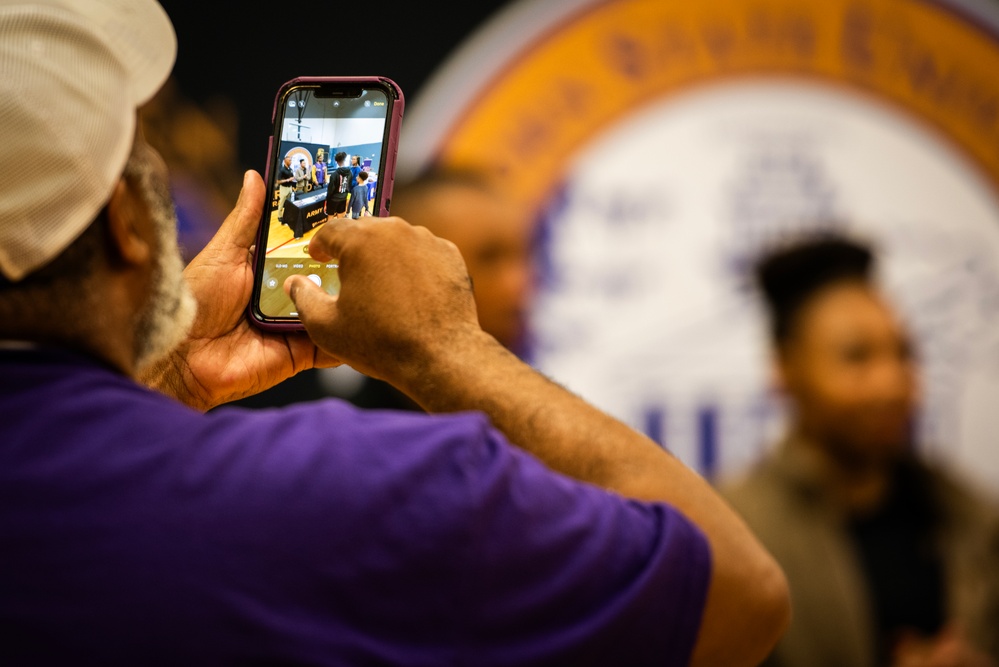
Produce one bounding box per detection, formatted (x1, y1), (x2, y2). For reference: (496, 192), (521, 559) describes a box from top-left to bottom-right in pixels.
(247, 76), (405, 332)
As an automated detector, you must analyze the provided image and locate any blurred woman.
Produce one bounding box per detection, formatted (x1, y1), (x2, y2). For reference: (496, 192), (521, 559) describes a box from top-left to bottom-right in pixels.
(720, 234), (999, 667)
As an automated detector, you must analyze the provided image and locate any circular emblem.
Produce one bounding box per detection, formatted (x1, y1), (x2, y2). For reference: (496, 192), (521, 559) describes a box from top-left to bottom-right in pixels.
(400, 0), (999, 490)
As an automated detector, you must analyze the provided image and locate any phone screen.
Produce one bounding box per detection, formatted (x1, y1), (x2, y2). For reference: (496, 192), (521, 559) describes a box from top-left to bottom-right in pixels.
(252, 80), (399, 323)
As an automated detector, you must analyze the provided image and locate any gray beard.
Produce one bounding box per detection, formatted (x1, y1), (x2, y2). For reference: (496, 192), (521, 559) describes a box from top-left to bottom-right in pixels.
(130, 161), (198, 374)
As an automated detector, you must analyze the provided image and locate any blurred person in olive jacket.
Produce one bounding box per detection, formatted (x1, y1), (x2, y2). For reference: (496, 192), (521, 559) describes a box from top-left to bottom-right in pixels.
(720, 233), (999, 667)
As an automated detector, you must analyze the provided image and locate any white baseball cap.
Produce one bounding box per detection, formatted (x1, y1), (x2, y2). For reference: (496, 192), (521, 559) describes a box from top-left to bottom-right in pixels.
(0, 0), (176, 281)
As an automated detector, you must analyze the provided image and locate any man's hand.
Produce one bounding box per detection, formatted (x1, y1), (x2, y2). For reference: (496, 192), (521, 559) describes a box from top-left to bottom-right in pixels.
(140, 170), (338, 411)
(283, 215), (481, 391)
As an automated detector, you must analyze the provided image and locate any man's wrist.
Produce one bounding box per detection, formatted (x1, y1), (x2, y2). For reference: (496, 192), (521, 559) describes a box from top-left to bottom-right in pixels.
(392, 328), (513, 413)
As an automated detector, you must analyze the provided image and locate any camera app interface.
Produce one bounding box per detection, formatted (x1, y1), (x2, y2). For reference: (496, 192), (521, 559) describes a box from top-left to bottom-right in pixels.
(258, 86), (389, 318)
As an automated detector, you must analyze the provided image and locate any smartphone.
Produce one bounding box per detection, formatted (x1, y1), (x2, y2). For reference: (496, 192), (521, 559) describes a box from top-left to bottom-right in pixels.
(248, 76), (404, 331)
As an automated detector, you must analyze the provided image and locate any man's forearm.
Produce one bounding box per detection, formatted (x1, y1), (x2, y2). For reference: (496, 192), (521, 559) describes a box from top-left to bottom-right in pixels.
(396, 329), (791, 667)
(398, 330), (743, 518)
(400, 331), (671, 497)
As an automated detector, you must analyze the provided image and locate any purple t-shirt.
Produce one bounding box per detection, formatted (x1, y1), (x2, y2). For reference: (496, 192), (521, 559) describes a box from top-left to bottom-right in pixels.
(0, 347), (711, 666)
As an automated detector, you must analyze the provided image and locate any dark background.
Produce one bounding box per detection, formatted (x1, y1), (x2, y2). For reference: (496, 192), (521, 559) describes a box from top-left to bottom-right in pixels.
(157, 1), (516, 173)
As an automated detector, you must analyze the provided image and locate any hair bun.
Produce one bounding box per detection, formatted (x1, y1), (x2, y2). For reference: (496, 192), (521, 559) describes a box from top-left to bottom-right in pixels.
(754, 232), (874, 344)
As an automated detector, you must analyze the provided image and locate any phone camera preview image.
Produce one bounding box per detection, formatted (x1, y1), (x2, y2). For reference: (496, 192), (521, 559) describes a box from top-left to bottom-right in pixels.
(257, 86), (389, 319)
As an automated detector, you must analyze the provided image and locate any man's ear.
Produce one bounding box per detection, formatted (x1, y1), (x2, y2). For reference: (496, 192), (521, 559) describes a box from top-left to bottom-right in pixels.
(104, 177), (152, 267)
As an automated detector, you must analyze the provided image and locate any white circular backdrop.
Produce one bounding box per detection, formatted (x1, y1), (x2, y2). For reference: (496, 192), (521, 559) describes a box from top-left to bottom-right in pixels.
(528, 77), (999, 488)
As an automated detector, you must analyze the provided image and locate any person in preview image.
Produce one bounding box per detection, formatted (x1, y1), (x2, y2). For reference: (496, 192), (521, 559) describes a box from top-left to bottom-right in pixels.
(349, 171), (369, 219)
(0, 1), (790, 665)
(312, 149), (326, 189)
(276, 153), (295, 211)
(325, 150), (351, 219)
(294, 157), (309, 196)
(719, 233), (999, 667)
(350, 154), (364, 182)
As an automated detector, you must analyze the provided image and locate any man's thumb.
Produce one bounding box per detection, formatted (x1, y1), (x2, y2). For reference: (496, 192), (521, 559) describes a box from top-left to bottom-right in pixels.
(284, 274), (337, 326)
(216, 170), (266, 249)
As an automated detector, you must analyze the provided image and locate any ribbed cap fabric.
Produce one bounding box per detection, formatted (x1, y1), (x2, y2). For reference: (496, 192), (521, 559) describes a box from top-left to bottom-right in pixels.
(0, 0), (176, 281)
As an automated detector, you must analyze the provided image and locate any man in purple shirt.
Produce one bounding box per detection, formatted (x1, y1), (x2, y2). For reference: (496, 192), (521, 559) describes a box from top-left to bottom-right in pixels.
(0, 1), (789, 665)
